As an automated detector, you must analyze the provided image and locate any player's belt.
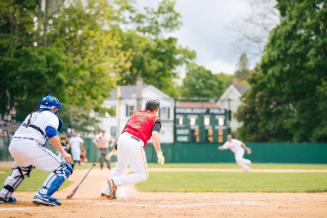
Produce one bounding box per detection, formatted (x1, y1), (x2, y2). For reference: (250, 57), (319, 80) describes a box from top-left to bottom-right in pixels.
(13, 136), (36, 141)
(131, 135), (141, 142)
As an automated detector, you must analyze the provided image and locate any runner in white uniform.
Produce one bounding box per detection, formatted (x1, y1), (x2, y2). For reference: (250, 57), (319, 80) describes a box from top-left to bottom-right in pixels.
(0, 95), (73, 206)
(218, 135), (252, 171)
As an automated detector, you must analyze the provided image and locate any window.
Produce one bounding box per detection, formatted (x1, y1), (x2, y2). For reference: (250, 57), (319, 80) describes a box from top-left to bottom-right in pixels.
(160, 107), (170, 120)
(125, 105), (134, 117)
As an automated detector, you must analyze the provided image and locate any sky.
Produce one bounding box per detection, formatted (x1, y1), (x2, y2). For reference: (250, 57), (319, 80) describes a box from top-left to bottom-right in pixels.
(139, 0), (273, 74)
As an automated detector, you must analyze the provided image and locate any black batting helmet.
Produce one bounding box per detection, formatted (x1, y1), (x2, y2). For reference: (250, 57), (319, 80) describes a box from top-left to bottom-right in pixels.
(145, 99), (160, 111)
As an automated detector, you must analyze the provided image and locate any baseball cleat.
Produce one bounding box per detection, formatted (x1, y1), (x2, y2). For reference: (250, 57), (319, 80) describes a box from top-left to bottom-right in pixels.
(105, 179), (117, 200)
(33, 195), (60, 206)
(0, 196), (16, 204)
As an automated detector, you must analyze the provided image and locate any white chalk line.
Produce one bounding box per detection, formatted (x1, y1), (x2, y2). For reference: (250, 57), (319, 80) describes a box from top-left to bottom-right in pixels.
(98, 200), (268, 208)
(148, 168), (327, 173)
(0, 207), (32, 212)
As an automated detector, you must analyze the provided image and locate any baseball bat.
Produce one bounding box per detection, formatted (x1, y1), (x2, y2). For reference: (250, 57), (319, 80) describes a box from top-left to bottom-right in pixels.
(66, 163), (96, 199)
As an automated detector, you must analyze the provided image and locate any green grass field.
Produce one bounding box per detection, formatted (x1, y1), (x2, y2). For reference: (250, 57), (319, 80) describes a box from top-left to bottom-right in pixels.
(1, 163), (327, 193)
(147, 163), (327, 169)
(0, 168), (72, 192)
(136, 171), (327, 192)
(77, 162), (327, 170)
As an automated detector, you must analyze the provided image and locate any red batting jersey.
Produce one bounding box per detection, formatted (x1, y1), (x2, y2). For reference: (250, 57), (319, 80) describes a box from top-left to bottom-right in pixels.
(123, 110), (158, 146)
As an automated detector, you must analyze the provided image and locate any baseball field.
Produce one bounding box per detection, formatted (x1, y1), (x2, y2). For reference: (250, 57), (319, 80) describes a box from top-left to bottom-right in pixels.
(1, 162), (327, 218)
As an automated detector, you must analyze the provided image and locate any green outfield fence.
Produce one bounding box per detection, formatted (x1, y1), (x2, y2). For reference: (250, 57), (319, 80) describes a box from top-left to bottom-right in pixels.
(76, 139), (327, 163)
(1, 137), (327, 163)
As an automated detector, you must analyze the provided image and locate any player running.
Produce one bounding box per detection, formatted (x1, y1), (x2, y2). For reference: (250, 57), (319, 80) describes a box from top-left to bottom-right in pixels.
(218, 135), (252, 171)
(0, 95), (73, 206)
(101, 99), (165, 199)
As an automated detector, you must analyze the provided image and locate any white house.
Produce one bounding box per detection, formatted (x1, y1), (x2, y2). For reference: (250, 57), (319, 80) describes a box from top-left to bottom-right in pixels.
(218, 84), (249, 132)
(98, 84), (175, 143)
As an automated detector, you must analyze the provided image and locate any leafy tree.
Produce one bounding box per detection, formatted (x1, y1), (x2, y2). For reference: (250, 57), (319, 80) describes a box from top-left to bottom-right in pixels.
(181, 63), (225, 99)
(47, 0), (129, 113)
(215, 73), (233, 93)
(117, 0), (195, 97)
(236, 0), (327, 142)
(0, 0), (128, 131)
(0, 0), (45, 118)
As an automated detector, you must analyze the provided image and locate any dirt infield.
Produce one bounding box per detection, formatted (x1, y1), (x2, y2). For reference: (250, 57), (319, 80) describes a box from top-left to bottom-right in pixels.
(1, 168), (327, 218)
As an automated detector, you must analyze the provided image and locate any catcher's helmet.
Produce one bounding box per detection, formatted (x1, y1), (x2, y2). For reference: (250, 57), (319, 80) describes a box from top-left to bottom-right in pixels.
(145, 99), (160, 111)
(39, 95), (62, 110)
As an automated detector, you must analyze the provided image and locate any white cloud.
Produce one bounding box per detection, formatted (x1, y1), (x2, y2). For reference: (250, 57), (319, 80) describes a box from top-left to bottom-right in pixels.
(136, 0), (267, 74)
(201, 59), (237, 74)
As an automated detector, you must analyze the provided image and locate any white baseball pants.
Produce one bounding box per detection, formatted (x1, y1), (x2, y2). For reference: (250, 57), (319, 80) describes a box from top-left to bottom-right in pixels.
(234, 149), (252, 172)
(111, 132), (148, 186)
(9, 138), (61, 171)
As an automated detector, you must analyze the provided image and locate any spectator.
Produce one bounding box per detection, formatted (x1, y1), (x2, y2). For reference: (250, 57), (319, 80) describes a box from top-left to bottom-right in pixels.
(93, 131), (115, 170)
(68, 133), (84, 168)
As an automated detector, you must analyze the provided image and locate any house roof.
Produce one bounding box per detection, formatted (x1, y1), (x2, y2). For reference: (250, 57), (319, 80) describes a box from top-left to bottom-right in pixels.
(218, 84), (250, 103)
(233, 85), (249, 94)
(108, 84), (172, 100)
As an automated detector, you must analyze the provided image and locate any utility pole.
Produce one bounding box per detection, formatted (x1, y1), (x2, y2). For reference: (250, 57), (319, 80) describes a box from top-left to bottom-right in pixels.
(136, 76), (143, 110)
(116, 86), (121, 139)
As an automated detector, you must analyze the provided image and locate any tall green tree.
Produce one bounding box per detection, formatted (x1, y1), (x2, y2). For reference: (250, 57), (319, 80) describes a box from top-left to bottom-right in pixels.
(0, 0), (128, 131)
(117, 0), (195, 97)
(236, 0), (327, 142)
(181, 63), (226, 99)
(0, 0), (57, 118)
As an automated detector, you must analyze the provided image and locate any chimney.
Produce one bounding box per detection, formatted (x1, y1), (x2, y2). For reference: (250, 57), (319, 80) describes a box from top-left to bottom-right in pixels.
(232, 77), (241, 86)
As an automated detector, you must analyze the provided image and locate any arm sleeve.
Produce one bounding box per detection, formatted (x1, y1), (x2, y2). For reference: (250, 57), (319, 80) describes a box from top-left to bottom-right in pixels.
(45, 126), (58, 138)
(47, 113), (59, 130)
(152, 119), (161, 133)
(45, 113), (59, 138)
(221, 142), (229, 149)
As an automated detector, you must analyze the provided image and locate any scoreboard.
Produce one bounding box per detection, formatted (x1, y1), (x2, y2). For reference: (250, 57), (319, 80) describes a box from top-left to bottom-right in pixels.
(174, 107), (229, 144)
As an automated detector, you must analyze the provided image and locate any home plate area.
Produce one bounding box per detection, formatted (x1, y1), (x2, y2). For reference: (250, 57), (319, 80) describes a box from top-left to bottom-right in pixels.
(0, 168), (326, 218)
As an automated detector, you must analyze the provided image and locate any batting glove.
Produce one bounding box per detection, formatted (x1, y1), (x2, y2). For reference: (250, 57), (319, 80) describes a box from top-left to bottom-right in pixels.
(157, 151), (165, 165)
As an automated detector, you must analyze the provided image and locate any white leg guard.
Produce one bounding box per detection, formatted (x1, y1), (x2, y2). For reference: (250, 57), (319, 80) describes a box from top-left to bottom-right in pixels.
(0, 165), (33, 199)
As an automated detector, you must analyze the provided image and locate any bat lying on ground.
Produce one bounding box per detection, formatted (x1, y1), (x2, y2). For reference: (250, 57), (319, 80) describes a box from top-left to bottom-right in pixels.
(66, 163), (96, 199)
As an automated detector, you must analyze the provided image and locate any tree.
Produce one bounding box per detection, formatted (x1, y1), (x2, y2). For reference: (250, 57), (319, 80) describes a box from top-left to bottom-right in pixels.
(0, 0), (128, 131)
(236, 0), (327, 142)
(0, 0), (44, 118)
(117, 0), (195, 97)
(215, 73), (233, 92)
(0, 0), (194, 131)
(232, 0), (280, 58)
(181, 63), (225, 99)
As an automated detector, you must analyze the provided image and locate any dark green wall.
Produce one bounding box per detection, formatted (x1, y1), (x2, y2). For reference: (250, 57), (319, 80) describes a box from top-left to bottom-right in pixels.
(1, 139), (327, 164)
(144, 142), (327, 163)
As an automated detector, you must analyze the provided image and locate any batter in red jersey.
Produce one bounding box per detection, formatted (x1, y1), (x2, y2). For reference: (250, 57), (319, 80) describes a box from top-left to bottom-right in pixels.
(101, 99), (165, 199)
